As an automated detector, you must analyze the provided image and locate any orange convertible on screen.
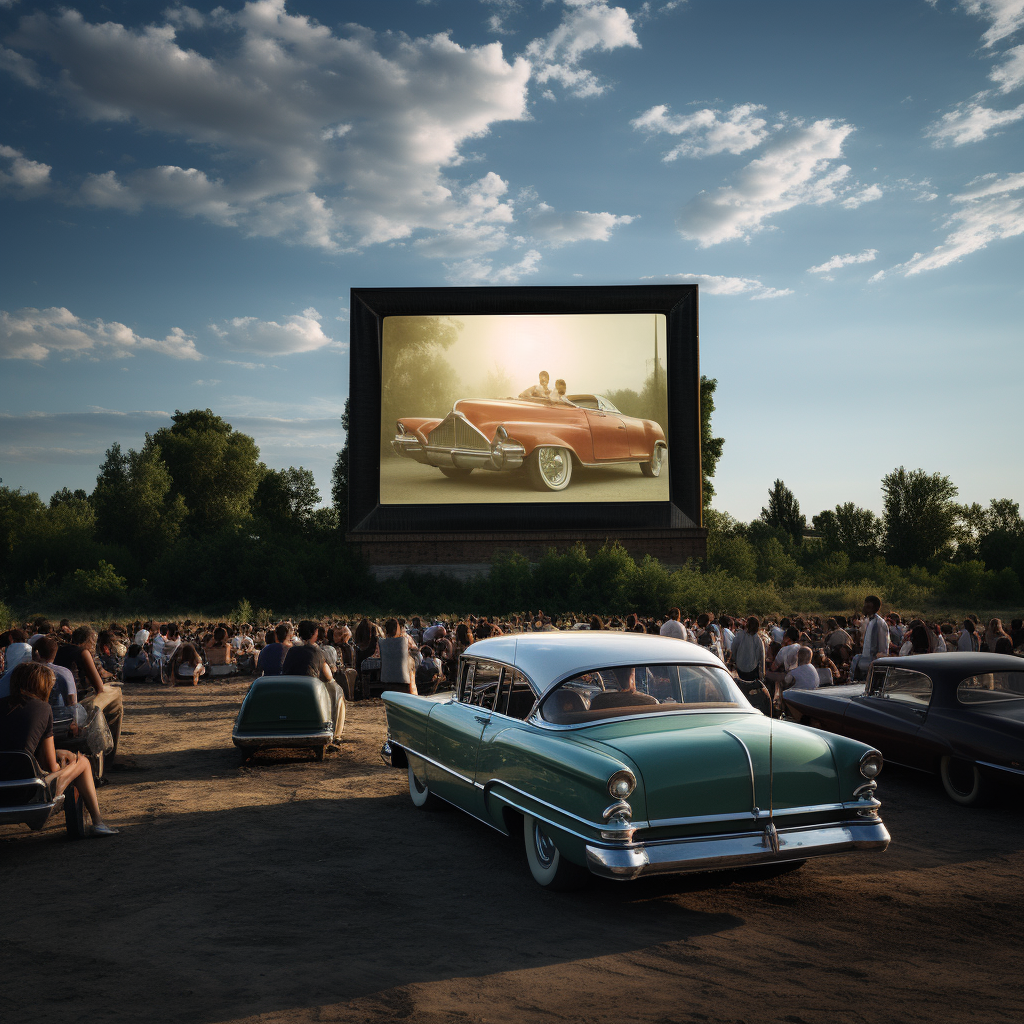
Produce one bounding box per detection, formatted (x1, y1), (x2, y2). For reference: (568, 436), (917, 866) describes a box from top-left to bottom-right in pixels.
(392, 395), (667, 492)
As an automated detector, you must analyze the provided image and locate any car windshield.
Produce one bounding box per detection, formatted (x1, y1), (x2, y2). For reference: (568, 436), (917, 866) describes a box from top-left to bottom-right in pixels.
(957, 671), (1024, 705)
(538, 664), (749, 724)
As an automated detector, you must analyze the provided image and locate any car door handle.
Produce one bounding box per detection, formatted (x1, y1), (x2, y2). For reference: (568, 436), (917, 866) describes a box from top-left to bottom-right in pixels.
(474, 715), (490, 725)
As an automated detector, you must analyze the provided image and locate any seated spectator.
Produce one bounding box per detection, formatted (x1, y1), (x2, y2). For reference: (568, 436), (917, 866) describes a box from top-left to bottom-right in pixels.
(133, 621), (152, 647)
(900, 623), (932, 656)
(151, 624), (167, 667)
(784, 646), (819, 692)
(590, 615), (605, 631)
(169, 643), (206, 686)
(256, 623), (291, 676)
(415, 645), (443, 692)
(54, 627), (124, 762)
(122, 644), (153, 682)
(281, 620), (345, 741)
(205, 627), (235, 666)
(0, 662), (116, 836)
(811, 649), (839, 687)
(697, 631), (724, 662)
(1011, 619), (1024, 649)
(162, 623), (182, 662)
(957, 620), (980, 652)
(95, 630), (124, 680)
(766, 628), (802, 690)
(985, 618), (1012, 653)
(994, 636), (1014, 654)
(330, 627), (359, 699)
(4, 629), (33, 673)
(454, 623), (474, 650)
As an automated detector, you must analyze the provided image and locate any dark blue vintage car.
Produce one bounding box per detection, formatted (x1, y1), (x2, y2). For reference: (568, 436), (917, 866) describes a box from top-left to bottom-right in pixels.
(781, 652), (1024, 805)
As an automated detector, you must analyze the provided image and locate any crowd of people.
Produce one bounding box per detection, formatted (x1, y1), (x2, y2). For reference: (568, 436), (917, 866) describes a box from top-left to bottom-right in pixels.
(2, 603), (1021, 839)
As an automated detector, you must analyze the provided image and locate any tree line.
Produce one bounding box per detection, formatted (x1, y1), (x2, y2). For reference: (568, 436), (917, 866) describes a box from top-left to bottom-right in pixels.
(1, 396), (1021, 619)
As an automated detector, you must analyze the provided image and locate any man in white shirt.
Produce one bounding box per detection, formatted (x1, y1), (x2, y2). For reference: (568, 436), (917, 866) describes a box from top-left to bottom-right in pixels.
(770, 619), (786, 645)
(659, 608), (690, 642)
(784, 646), (820, 692)
(766, 628), (802, 685)
(850, 596), (890, 681)
(134, 623), (151, 647)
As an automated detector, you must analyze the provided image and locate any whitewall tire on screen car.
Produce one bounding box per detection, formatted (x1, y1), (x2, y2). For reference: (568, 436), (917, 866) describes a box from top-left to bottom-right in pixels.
(523, 815), (588, 890)
(528, 446), (572, 491)
(641, 445), (664, 478)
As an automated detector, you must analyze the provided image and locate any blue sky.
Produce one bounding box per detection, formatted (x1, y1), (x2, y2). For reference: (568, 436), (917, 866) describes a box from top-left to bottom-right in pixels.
(1, 0), (1021, 522)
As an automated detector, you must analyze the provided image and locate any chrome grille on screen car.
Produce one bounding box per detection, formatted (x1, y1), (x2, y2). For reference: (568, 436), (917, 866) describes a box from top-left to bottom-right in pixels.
(428, 414), (489, 450)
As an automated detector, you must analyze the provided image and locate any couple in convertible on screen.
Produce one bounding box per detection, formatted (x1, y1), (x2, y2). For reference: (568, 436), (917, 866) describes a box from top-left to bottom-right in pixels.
(518, 371), (575, 406)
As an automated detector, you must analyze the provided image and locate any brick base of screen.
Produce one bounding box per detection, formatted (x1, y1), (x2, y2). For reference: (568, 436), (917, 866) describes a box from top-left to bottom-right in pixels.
(347, 529), (707, 576)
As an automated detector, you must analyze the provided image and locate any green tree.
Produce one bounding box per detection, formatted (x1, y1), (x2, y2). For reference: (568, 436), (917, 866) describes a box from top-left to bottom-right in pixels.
(813, 502), (881, 561)
(331, 399), (350, 532)
(252, 466), (321, 532)
(754, 535), (801, 587)
(761, 479), (805, 545)
(700, 375), (724, 514)
(380, 316), (463, 453)
(93, 441), (185, 555)
(49, 487), (89, 507)
(882, 467), (958, 567)
(63, 560), (128, 608)
(0, 486), (46, 561)
(150, 409), (263, 534)
(708, 534), (757, 581)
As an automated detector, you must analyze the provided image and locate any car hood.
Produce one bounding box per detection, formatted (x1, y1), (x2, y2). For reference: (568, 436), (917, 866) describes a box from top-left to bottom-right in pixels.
(578, 713), (841, 822)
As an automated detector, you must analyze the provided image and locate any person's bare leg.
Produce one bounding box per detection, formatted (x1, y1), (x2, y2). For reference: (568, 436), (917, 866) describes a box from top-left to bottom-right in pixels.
(67, 754), (106, 825)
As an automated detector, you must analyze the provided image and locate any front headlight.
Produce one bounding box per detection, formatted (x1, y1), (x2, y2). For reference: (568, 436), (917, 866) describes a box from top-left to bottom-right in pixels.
(859, 750), (883, 779)
(396, 422), (407, 435)
(608, 769), (636, 799)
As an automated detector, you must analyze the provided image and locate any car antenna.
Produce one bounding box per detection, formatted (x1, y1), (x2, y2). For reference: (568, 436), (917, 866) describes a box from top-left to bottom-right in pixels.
(758, 681), (779, 854)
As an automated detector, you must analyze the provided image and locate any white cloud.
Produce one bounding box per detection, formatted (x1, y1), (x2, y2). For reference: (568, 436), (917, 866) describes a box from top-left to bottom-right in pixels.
(840, 183), (883, 208)
(990, 42), (1024, 91)
(927, 98), (1024, 145)
(647, 272), (792, 299)
(807, 249), (878, 279)
(632, 102), (771, 159)
(209, 307), (337, 356)
(676, 119), (870, 246)
(0, 306), (201, 361)
(0, 44), (42, 87)
(525, 0), (640, 97)
(5, 4), (533, 252)
(0, 144), (51, 192)
(961, 0), (1024, 47)
(444, 248), (542, 284)
(875, 173), (1024, 277)
(526, 202), (634, 244)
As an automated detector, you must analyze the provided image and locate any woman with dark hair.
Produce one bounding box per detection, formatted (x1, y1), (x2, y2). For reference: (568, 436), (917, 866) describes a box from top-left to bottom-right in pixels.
(957, 620), (980, 652)
(455, 622), (474, 650)
(0, 662), (116, 836)
(985, 618), (1012, 653)
(169, 643), (206, 686)
(899, 623), (932, 656)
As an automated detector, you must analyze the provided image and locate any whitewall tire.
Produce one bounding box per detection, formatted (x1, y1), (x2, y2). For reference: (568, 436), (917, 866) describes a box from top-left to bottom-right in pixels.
(523, 815), (588, 890)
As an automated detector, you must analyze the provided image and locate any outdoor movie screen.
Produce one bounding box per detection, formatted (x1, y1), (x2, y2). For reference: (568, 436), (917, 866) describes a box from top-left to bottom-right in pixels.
(380, 312), (669, 505)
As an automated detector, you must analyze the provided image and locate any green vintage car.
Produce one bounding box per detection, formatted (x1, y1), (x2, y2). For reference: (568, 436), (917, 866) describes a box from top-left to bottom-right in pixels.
(383, 632), (890, 889)
(232, 675), (345, 762)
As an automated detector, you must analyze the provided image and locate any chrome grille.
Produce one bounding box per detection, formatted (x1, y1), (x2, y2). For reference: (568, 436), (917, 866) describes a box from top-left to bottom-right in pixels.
(428, 414), (489, 451)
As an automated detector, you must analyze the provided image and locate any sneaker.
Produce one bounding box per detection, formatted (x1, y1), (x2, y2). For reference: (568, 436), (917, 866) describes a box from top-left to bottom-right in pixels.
(91, 822), (119, 837)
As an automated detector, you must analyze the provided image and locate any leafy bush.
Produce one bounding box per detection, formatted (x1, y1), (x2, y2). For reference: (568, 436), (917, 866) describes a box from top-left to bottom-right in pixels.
(63, 560), (128, 608)
(231, 597), (254, 624)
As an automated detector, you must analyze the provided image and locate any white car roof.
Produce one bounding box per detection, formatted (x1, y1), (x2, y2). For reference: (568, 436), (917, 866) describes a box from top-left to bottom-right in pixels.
(462, 630), (723, 695)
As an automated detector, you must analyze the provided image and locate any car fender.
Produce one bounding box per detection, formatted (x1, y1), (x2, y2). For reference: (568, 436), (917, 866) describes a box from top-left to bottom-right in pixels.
(478, 726), (644, 865)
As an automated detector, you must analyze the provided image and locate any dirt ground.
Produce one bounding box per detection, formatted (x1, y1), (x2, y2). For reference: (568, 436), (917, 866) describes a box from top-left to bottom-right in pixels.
(3, 678), (1023, 1024)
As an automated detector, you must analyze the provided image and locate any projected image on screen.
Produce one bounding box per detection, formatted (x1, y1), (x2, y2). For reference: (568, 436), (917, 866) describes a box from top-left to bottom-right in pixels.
(380, 313), (670, 505)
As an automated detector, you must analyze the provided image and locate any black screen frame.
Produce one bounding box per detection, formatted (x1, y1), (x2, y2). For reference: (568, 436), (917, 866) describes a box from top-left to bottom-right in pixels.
(348, 284), (700, 533)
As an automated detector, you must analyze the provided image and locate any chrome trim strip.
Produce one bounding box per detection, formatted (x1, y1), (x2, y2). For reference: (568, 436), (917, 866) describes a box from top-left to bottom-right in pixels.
(486, 789), (604, 845)
(0, 778), (48, 790)
(529, 707), (759, 731)
(398, 743), (476, 786)
(723, 729), (759, 817)
(647, 802), (847, 830)
(482, 778), (609, 830)
(976, 760), (1024, 777)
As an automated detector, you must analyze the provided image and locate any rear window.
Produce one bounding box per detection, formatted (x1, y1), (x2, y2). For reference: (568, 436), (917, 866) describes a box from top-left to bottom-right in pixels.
(957, 671), (1024, 705)
(539, 664), (746, 725)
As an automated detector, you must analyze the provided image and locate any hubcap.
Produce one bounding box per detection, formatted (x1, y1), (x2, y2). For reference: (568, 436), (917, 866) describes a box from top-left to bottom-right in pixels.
(651, 447), (663, 474)
(538, 447), (568, 486)
(534, 823), (556, 866)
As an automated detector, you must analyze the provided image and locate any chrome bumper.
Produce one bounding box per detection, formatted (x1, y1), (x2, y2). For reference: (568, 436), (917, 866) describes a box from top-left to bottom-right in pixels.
(0, 797), (64, 831)
(391, 434), (525, 472)
(232, 729), (333, 749)
(585, 819), (890, 880)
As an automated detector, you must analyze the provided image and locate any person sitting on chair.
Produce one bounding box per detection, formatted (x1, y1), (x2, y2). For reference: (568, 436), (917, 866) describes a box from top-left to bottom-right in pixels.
(0, 662), (117, 836)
